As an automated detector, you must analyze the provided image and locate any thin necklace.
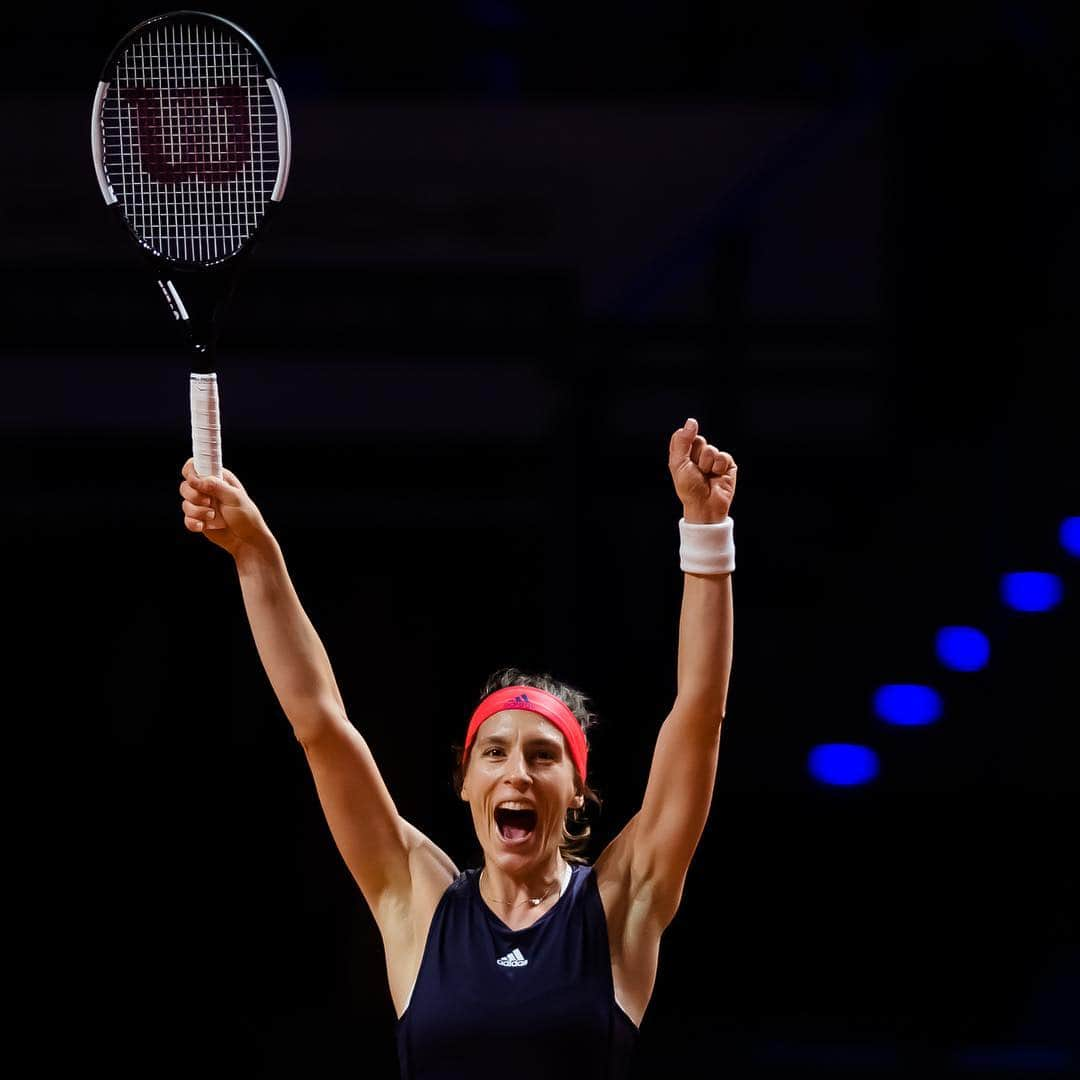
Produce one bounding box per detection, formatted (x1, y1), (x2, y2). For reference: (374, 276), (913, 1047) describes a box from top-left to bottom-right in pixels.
(479, 865), (564, 908)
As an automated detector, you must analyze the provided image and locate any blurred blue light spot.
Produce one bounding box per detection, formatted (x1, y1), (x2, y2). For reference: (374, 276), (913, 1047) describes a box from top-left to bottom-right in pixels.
(935, 626), (990, 671)
(1061, 516), (1080, 557)
(873, 684), (942, 726)
(808, 743), (879, 786)
(1001, 572), (1063, 612)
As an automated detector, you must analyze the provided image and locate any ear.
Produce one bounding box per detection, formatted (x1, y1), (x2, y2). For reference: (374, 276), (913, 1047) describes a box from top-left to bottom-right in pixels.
(460, 787), (469, 802)
(571, 793), (584, 810)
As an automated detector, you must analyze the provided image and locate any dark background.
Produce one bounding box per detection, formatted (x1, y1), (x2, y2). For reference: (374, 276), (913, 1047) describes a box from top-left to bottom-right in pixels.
(8, 2), (1078, 1076)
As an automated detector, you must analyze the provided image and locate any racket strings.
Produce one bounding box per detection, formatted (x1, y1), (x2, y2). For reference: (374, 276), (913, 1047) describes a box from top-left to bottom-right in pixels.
(102, 20), (279, 263)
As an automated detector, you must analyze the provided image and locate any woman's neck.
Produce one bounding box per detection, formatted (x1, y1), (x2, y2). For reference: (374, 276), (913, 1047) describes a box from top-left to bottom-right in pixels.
(480, 855), (568, 907)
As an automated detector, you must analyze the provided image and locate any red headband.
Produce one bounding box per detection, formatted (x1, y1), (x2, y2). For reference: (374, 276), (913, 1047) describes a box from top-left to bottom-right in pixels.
(463, 685), (588, 783)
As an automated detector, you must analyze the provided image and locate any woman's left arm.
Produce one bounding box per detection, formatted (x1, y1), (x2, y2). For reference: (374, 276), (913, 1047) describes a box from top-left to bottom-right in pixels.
(671, 414), (736, 724)
(675, 561), (733, 725)
(618, 418), (736, 929)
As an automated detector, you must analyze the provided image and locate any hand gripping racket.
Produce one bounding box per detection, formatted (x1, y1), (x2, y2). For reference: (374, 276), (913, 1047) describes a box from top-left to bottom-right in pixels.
(90, 10), (292, 480)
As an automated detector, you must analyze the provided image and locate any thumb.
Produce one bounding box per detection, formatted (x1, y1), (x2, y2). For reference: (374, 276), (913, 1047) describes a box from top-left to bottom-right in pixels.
(192, 474), (241, 504)
(669, 416), (699, 463)
(221, 467), (246, 491)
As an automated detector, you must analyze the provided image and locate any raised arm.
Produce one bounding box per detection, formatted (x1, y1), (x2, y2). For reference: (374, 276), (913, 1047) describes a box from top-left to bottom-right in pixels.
(620, 419), (736, 929)
(671, 423), (735, 716)
(181, 459), (344, 735)
(178, 460), (456, 923)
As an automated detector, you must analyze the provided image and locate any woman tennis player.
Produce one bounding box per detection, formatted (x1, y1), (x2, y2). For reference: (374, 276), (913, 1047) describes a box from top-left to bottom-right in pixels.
(178, 416), (736, 1078)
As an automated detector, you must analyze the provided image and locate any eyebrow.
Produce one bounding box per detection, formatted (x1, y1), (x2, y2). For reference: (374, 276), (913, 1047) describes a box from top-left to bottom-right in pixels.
(478, 735), (563, 751)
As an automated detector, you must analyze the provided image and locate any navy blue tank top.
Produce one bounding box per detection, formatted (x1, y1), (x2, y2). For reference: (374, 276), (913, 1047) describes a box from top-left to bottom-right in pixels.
(395, 863), (639, 1079)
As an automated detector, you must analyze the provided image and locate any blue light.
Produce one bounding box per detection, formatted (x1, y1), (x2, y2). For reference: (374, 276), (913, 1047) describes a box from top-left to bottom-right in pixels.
(935, 626), (990, 671)
(808, 743), (879, 786)
(1001, 572), (1063, 612)
(873, 683), (942, 726)
(1061, 516), (1080, 557)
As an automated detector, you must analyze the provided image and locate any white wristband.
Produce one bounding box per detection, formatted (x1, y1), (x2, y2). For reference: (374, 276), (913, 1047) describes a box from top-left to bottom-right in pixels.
(679, 516), (735, 574)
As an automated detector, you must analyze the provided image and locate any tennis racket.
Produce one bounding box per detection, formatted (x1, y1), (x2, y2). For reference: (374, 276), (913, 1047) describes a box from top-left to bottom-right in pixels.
(90, 10), (292, 483)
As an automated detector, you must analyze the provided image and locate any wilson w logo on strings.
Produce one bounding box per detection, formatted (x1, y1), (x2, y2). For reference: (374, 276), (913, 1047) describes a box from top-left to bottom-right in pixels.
(117, 86), (252, 184)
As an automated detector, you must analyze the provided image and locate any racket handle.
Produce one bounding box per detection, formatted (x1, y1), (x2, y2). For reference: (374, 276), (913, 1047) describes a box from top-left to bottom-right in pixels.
(190, 373), (223, 480)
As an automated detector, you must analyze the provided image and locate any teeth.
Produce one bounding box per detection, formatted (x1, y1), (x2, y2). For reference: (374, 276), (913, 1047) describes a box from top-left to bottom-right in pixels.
(497, 803), (533, 811)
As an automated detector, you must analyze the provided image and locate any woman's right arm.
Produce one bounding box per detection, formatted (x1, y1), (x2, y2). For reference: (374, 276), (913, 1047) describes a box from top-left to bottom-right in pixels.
(233, 539), (347, 737)
(179, 460), (458, 916)
(181, 458), (342, 738)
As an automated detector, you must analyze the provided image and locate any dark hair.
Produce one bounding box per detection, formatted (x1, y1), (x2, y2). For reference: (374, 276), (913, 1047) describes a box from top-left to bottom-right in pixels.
(451, 666), (604, 866)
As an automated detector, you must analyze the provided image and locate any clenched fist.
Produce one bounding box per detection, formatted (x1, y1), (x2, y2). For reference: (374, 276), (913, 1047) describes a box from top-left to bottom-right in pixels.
(668, 418), (737, 524)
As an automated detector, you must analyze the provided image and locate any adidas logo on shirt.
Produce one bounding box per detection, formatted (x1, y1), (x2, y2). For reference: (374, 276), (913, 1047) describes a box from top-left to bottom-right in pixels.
(497, 948), (528, 968)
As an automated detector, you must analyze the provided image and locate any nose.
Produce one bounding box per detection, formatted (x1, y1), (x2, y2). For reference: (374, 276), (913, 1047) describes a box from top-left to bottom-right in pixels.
(503, 746), (532, 786)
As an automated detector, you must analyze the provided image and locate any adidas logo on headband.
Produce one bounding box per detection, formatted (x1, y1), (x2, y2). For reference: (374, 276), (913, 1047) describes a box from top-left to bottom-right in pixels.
(505, 693), (532, 709)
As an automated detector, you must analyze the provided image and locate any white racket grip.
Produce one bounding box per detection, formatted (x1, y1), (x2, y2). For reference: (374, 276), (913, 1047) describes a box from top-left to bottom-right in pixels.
(190, 373), (223, 479)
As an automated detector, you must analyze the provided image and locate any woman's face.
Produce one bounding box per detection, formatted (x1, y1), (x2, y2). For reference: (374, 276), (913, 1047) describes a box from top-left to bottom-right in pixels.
(461, 709), (583, 868)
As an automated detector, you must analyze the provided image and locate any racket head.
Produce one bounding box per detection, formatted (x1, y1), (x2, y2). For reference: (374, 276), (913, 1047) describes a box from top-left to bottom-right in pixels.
(90, 9), (291, 271)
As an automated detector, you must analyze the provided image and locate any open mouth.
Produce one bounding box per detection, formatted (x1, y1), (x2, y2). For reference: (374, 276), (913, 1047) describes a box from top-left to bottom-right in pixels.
(494, 807), (538, 843)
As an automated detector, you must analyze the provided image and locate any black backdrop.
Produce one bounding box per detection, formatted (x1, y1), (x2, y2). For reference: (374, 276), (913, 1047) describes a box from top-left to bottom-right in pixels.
(9, 3), (1078, 1077)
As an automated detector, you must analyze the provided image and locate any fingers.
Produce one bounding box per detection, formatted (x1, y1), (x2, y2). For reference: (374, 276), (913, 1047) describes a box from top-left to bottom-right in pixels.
(698, 442), (719, 473)
(184, 513), (226, 533)
(689, 435), (706, 468)
(179, 478), (212, 506)
(182, 498), (216, 523)
(712, 450), (736, 476)
(699, 445), (735, 475)
(180, 459), (216, 504)
(669, 419), (735, 481)
(180, 460), (238, 534)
